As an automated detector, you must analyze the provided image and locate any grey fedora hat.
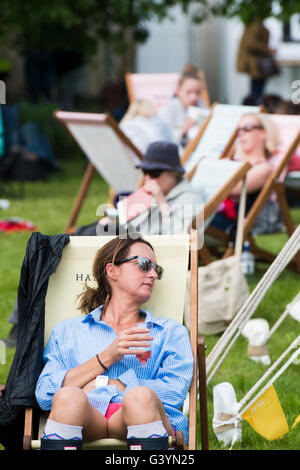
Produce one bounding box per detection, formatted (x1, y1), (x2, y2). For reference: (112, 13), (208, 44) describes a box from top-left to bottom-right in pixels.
(136, 141), (185, 174)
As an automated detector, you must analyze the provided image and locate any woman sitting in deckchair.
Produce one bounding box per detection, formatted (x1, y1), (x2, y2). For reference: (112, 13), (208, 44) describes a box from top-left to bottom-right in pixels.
(209, 112), (279, 238)
(35, 236), (193, 451)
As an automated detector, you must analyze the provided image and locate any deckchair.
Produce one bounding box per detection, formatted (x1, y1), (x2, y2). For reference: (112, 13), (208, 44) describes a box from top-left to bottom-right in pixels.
(54, 111), (144, 234)
(181, 103), (260, 172)
(125, 72), (210, 110)
(115, 157), (251, 265)
(23, 231), (209, 451)
(186, 156), (251, 264)
(205, 113), (300, 272)
(112, 156), (251, 266)
(55, 107), (251, 259)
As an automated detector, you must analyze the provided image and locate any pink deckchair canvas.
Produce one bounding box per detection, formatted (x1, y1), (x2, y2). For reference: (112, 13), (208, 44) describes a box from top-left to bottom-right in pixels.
(267, 114), (300, 182)
(125, 73), (180, 109)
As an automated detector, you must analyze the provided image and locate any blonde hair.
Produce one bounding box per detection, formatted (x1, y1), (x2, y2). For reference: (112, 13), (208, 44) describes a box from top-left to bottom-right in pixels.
(121, 100), (157, 122)
(240, 113), (279, 157)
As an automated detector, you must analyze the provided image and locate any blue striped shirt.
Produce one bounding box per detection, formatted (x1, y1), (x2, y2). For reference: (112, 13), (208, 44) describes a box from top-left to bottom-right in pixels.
(35, 305), (194, 442)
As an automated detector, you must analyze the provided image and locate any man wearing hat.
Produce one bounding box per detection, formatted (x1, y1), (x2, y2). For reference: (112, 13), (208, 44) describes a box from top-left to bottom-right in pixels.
(100, 141), (205, 236)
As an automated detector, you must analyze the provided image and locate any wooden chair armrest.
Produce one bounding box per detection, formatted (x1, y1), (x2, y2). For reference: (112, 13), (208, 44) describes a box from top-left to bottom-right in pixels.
(23, 407), (33, 450)
(197, 337), (209, 450)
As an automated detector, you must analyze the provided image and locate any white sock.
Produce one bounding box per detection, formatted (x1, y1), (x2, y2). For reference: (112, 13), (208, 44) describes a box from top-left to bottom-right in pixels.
(127, 420), (168, 439)
(42, 419), (83, 440)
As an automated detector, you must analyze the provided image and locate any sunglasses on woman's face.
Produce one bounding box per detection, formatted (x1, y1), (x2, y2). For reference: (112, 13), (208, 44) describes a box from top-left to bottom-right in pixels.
(142, 169), (164, 178)
(237, 124), (264, 135)
(115, 255), (164, 280)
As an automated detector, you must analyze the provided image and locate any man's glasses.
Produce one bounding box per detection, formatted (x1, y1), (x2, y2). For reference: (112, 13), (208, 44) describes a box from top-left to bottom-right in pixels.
(142, 169), (164, 178)
(115, 256), (164, 280)
(237, 125), (264, 135)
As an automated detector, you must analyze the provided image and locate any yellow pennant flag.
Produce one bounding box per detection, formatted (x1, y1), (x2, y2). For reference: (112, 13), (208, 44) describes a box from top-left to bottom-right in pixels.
(242, 384), (289, 440)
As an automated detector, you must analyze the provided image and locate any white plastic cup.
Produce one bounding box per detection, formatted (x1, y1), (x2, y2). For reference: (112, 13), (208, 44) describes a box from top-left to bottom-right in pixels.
(134, 321), (152, 365)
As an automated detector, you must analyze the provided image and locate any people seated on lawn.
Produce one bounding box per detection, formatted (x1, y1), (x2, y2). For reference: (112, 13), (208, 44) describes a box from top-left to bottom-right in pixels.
(119, 100), (173, 154)
(0, 104), (58, 182)
(158, 64), (208, 150)
(209, 112), (279, 238)
(35, 236), (193, 450)
(96, 141), (205, 236)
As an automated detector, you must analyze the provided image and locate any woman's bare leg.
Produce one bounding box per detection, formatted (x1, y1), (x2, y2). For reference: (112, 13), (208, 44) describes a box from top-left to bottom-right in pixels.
(108, 386), (173, 439)
(49, 386), (108, 441)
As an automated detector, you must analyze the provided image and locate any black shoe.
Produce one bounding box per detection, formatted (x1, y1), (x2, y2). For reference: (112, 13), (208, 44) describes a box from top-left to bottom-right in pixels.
(127, 436), (169, 450)
(2, 324), (18, 348)
(41, 438), (82, 450)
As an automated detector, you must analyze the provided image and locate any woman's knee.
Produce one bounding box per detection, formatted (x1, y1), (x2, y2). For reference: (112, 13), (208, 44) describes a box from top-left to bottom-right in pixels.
(51, 386), (88, 418)
(123, 386), (158, 409)
(122, 387), (169, 428)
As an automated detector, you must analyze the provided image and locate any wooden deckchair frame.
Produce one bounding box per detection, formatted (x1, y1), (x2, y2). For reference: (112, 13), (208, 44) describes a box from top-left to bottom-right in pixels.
(54, 111), (143, 234)
(205, 115), (300, 272)
(54, 107), (251, 253)
(23, 231), (209, 451)
(186, 158), (251, 265)
(125, 72), (210, 109)
(55, 108), (251, 267)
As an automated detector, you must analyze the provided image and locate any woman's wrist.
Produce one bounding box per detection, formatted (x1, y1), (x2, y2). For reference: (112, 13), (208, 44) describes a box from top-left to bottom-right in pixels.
(96, 353), (109, 371)
(96, 350), (114, 371)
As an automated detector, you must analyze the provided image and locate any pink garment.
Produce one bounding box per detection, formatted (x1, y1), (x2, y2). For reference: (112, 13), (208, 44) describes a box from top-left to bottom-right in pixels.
(0, 219), (37, 233)
(288, 150), (300, 172)
(105, 403), (122, 420)
(104, 403), (176, 436)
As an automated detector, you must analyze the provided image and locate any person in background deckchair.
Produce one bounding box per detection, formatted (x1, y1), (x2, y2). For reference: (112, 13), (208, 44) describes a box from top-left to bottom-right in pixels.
(158, 65), (208, 150)
(209, 113), (279, 239)
(35, 236), (193, 450)
(119, 100), (173, 154)
(97, 141), (205, 237)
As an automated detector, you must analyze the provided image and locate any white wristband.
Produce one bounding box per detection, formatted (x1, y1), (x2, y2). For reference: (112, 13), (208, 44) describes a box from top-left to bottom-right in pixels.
(95, 375), (109, 388)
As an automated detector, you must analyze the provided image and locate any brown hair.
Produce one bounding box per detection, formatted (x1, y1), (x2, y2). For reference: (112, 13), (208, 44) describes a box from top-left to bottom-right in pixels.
(178, 64), (202, 87)
(77, 236), (154, 314)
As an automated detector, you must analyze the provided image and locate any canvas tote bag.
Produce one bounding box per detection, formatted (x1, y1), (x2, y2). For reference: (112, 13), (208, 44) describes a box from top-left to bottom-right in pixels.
(184, 177), (249, 335)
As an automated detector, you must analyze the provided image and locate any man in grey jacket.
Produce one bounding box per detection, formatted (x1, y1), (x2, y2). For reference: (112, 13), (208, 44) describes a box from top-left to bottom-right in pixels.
(98, 141), (205, 236)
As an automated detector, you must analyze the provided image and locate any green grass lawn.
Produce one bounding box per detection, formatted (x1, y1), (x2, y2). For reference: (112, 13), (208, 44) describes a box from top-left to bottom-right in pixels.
(0, 156), (299, 451)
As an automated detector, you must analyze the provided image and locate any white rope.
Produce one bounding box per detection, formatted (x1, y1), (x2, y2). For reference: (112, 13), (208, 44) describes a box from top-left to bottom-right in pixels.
(238, 338), (300, 417)
(207, 258), (286, 372)
(206, 224), (300, 377)
(207, 331), (240, 384)
(226, 176), (247, 324)
(268, 292), (300, 339)
(268, 306), (291, 339)
(208, 224), (300, 369)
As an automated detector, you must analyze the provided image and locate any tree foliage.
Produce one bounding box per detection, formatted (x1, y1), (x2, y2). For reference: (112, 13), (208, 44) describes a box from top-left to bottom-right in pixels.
(0, 0), (193, 57)
(191, 1), (300, 26)
(1, 0), (298, 58)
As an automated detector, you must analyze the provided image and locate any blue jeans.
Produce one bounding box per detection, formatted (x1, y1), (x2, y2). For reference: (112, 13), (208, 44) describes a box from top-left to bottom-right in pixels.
(250, 79), (266, 103)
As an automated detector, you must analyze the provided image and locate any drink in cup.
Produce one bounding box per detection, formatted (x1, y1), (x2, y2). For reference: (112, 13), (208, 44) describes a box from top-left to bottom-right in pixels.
(134, 321), (152, 364)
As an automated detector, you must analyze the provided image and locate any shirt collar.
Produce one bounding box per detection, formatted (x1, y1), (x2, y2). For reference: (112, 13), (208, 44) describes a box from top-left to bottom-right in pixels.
(82, 304), (164, 328)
